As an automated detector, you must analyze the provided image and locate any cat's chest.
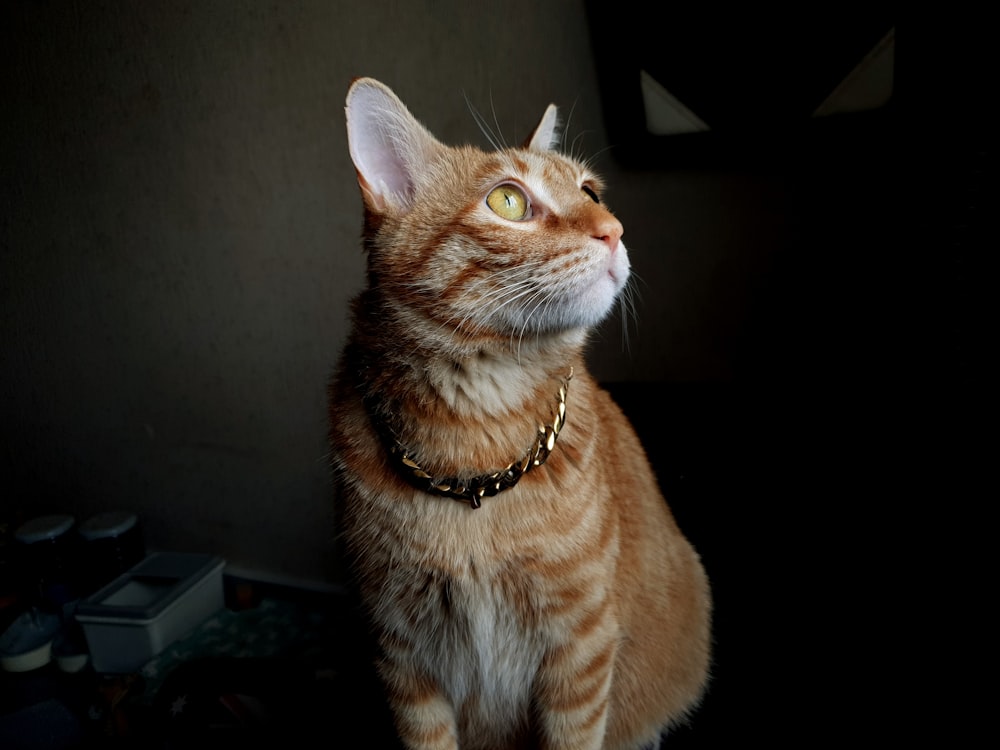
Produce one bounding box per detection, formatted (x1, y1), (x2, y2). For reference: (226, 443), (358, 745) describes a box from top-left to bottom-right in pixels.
(407, 569), (544, 715)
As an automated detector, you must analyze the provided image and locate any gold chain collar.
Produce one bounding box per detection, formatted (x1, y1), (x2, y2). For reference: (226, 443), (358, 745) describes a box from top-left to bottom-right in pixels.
(369, 369), (573, 509)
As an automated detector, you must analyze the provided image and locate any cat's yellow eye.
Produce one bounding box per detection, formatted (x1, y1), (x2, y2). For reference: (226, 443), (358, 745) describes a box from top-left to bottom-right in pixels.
(582, 184), (601, 204)
(486, 184), (529, 221)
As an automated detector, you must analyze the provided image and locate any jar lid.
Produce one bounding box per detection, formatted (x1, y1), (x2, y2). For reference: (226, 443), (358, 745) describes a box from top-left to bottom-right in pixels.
(78, 511), (138, 540)
(15, 514), (76, 544)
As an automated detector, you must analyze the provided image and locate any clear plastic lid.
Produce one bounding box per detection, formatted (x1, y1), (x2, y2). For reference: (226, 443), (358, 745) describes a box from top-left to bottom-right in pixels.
(14, 514), (75, 544)
(78, 511), (138, 541)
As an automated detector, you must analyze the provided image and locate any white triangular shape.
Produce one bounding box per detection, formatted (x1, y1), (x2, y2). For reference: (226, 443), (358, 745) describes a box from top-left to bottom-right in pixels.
(640, 69), (711, 135)
(814, 28), (895, 117)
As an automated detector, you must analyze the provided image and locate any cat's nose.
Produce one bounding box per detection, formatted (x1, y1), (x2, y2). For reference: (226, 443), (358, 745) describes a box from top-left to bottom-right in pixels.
(593, 215), (623, 252)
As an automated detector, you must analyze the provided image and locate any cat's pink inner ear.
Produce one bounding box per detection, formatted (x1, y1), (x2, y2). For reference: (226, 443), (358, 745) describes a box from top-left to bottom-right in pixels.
(526, 104), (560, 151)
(346, 86), (413, 210)
(346, 80), (438, 212)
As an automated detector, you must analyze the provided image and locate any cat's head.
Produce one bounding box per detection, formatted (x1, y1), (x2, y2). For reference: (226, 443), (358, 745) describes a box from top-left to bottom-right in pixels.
(345, 77), (629, 348)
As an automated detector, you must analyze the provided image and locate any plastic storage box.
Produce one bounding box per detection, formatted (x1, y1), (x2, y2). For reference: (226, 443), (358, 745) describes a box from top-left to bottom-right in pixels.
(75, 551), (225, 674)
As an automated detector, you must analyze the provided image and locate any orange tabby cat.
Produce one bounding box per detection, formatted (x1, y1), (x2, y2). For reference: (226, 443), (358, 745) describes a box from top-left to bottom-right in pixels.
(328, 77), (711, 750)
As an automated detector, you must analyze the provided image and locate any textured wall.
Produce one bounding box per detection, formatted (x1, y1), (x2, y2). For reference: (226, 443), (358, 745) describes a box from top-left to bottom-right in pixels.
(2, 1), (803, 583)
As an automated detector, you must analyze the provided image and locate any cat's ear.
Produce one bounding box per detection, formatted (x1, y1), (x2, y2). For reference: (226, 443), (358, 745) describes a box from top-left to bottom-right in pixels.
(345, 78), (442, 213)
(525, 104), (560, 152)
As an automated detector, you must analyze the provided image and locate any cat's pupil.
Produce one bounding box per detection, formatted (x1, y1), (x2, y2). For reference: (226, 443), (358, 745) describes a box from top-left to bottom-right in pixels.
(486, 184), (529, 221)
(582, 185), (600, 203)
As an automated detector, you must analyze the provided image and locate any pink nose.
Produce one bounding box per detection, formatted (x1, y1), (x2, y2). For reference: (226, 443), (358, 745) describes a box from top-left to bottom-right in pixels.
(593, 216), (623, 251)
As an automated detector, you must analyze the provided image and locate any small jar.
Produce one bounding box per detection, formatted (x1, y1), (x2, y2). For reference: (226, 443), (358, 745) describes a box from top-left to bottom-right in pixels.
(77, 511), (144, 595)
(14, 514), (80, 608)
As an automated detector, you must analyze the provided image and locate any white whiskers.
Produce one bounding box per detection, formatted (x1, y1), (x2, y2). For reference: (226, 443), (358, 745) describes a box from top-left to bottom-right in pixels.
(615, 270), (643, 355)
(464, 92), (507, 152)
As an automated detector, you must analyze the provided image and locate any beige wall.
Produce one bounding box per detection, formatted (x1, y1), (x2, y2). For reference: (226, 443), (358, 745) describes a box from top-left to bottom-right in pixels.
(2, 2), (834, 584)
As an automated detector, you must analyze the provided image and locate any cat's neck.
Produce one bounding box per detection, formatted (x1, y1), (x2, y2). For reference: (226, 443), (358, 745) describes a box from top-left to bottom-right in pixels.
(348, 317), (586, 483)
(421, 346), (578, 416)
(352, 289), (588, 419)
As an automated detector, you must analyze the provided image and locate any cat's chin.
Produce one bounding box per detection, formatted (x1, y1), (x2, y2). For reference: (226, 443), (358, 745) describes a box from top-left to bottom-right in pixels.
(562, 245), (630, 329)
(500, 302), (617, 338)
(494, 277), (626, 336)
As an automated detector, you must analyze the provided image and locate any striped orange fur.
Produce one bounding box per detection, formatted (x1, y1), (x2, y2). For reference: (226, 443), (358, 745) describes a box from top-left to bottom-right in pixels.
(328, 78), (711, 750)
